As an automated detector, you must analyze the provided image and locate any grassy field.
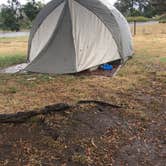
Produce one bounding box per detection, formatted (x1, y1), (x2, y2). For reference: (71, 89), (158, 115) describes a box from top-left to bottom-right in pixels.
(0, 36), (27, 68)
(0, 24), (165, 165)
(0, 23), (165, 113)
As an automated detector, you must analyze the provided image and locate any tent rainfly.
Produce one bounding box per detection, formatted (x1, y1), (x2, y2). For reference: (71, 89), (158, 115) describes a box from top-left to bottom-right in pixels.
(26, 0), (133, 74)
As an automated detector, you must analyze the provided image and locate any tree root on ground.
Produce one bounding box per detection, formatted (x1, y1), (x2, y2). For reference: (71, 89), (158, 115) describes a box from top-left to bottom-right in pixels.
(77, 100), (122, 108)
(0, 100), (122, 123)
(0, 103), (70, 123)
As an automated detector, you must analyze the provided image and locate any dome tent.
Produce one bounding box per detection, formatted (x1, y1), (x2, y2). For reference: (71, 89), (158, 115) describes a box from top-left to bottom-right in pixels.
(26, 0), (133, 74)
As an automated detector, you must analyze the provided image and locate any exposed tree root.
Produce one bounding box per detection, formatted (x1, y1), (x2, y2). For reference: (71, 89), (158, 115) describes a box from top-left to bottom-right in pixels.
(0, 100), (122, 124)
(0, 103), (70, 123)
(77, 100), (122, 108)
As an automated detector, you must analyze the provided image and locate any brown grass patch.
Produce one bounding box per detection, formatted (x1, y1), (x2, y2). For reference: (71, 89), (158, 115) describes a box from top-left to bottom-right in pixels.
(0, 37), (28, 56)
(131, 23), (166, 35)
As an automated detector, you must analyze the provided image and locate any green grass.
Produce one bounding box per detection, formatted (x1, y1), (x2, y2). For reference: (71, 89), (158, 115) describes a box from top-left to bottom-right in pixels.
(160, 57), (166, 63)
(0, 54), (26, 68)
(127, 16), (150, 22)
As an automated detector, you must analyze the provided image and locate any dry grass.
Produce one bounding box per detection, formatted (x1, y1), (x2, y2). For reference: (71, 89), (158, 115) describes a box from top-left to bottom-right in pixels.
(0, 37), (27, 68)
(0, 36), (28, 57)
(130, 23), (166, 35)
(132, 24), (166, 64)
(0, 23), (166, 114)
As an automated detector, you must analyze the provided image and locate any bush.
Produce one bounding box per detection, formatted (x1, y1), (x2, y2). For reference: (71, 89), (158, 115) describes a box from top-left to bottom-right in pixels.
(158, 14), (166, 23)
(1, 7), (21, 31)
(154, 14), (166, 21)
(159, 20), (166, 23)
(127, 16), (150, 22)
(20, 18), (32, 30)
(158, 14), (166, 20)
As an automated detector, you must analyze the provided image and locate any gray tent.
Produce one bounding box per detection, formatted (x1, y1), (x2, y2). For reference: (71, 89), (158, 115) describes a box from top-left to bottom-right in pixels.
(26, 0), (133, 74)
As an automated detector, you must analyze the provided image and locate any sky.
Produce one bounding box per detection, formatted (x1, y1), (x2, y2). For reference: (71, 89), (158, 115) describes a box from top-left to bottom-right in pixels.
(0, 0), (117, 5)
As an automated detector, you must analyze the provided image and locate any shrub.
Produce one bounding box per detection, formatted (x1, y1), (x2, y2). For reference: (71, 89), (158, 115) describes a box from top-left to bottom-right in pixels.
(158, 14), (166, 20)
(159, 20), (166, 23)
(127, 16), (150, 22)
(158, 14), (166, 23)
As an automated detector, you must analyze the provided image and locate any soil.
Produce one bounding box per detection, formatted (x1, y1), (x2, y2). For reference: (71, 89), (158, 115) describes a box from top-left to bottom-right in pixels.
(0, 101), (165, 166)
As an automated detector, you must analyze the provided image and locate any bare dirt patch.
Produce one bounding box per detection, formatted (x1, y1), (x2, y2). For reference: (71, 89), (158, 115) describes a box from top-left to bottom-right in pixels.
(0, 101), (165, 165)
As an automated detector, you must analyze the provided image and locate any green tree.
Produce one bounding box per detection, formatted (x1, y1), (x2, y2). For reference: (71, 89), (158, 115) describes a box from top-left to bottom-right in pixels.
(23, 0), (44, 22)
(151, 0), (166, 14)
(142, 2), (156, 18)
(0, 0), (22, 31)
(114, 0), (137, 16)
(0, 11), (2, 29)
(114, 0), (156, 17)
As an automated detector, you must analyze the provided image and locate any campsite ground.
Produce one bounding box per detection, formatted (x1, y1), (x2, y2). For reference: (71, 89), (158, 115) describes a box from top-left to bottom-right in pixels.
(0, 23), (165, 165)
